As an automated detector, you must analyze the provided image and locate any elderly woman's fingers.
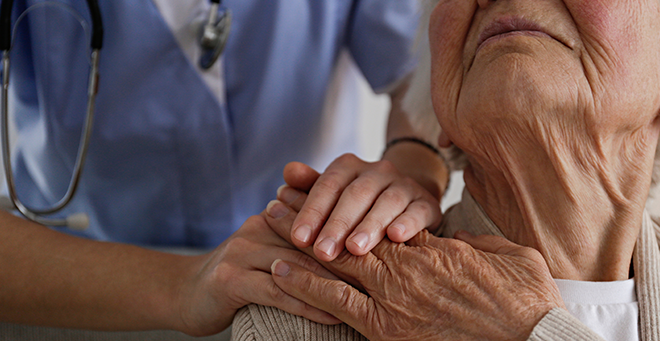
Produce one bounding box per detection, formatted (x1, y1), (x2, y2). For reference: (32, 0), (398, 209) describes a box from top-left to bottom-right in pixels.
(271, 259), (369, 330)
(282, 161), (321, 193)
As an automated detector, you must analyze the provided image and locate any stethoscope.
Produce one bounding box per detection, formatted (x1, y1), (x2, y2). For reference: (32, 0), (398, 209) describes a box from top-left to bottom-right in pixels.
(0, 0), (231, 229)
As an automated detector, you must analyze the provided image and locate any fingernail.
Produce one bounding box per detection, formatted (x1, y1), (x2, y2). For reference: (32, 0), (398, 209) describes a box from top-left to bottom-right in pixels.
(266, 200), (289, 219)
(317, 238), (336, 257)
(271, 259), (290, 277)
(351, 233), (369, 250)
(277, 185), (300, 204)
(293, 225), (312, 243)
(390, 223), (406, 236)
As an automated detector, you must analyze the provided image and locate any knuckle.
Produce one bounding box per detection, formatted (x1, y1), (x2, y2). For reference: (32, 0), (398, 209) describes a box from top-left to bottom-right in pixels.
(522, 247), (545, 262)
(303, 203), (329, 223)
(345, 179), (377, 202)
(293, 252), (324, 274)
(332, 249), (358, 269)
(224, 236), (255, 256)
(333, 153), (359, 167)
(214, 262), (240, 290)
(400, 176), (416, 187)
(413, 201), (434, 219)
(314, 175), (344, 197)
(329, 283), (357, 310)
(360, 217), (387, 235)
(297, 270), (320, 294)
(395, 213), (421, 232)
(442, 238), (471, 256)
(373, 159), (397, 174)
(380, 189), (407, 209)
(325, 216), (353, 234)
(266, 280), (288, 301)
(242, 215), (268, 233)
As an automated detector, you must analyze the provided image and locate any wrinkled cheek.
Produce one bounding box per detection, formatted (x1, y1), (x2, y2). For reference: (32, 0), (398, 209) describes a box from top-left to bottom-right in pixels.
(428, 2), (474, 142)
(570, 1), (660, 112)
(570, 1), (639, 62)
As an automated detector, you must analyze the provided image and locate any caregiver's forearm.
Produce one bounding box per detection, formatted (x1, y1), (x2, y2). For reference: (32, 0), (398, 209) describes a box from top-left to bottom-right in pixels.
(0, 210), (195, 332)
(384, 81), (448, 200)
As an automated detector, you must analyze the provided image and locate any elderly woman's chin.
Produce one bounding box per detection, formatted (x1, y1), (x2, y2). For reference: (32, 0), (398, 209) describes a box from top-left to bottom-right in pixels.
(446, 38), (587, 158)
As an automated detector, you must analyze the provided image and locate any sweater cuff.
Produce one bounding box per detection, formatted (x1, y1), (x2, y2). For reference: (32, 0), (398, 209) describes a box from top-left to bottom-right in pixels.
(528, 308), (605, 341)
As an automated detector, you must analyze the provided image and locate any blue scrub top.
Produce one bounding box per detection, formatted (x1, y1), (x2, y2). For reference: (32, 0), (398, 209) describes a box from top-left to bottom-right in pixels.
(7, 0), (419, 247)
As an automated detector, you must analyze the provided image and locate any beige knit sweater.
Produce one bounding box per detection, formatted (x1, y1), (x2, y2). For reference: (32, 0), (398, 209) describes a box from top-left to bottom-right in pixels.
(232, 190), (660, 341)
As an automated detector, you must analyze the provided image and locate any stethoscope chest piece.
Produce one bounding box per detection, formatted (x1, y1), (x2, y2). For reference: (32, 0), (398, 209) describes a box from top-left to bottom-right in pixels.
(198, 3), (231, 70)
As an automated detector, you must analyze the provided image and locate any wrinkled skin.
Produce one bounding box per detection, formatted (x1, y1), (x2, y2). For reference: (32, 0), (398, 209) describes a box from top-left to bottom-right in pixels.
(264, 192), (564, 341)
(260, 0), (660, 339)
(429, 0), (660, 282)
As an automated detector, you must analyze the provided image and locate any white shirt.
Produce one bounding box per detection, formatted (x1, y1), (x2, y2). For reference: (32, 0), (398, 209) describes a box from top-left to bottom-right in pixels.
(555, 278), (639, 341)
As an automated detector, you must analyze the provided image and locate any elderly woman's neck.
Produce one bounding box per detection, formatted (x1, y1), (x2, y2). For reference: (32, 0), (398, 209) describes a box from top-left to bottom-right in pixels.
(464, 136), (656, 281)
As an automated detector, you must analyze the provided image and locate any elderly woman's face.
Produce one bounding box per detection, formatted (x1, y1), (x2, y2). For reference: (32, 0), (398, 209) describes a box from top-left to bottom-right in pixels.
(429, 0), (660, 156)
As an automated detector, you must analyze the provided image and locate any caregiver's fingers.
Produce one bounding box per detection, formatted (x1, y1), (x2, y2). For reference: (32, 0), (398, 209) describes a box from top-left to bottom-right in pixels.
(276, 185), (307, 212)
(265, 200), (301, 245)
(246, 239), (340, 281)
(265, 201), (375, 288)
(387, 201), (442, 242)
(271, 259), (369, 330)
(241, 270), (341, 325)
(289, 154), (367, 249)
(282, 161), (321, 193)
(312, 161), (401, 261)
(345, 180), (441, 256)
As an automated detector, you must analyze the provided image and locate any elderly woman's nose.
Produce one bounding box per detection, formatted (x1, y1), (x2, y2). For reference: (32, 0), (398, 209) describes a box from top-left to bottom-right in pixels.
(477, 0), (495, 9)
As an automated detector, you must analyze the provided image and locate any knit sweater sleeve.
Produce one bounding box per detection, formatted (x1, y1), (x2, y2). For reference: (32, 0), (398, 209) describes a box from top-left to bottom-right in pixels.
(231, 304), (368, 341)
(232, 305), (607, 340)
(528, 308), (605, 341)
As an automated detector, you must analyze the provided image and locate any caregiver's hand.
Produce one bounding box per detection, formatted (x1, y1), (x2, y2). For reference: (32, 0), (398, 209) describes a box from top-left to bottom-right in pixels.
(264, 200), (564, 340)
(175, 208), (340, 336)
(281, 155), (442, 263)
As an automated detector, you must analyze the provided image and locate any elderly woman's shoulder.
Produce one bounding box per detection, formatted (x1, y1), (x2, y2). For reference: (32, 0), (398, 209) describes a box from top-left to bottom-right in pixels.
(232, 304), (368, 341)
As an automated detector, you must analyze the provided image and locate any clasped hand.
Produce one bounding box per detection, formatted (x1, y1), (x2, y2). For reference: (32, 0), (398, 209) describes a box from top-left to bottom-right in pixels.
(174, 154), (440, 336)
(264, 191), (565, 341)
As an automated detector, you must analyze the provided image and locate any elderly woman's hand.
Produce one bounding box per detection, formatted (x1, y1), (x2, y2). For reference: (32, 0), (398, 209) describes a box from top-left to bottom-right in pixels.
(280, 157), (442, 262)
(264, 198), (565, 341)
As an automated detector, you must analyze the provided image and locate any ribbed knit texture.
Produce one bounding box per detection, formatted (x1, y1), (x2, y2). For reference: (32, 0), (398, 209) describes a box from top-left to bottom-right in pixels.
(528, 309), (605, 340)
(635, 211), (660, 341)
(231, 305), (367, 341)
(231, 189), (660, 341)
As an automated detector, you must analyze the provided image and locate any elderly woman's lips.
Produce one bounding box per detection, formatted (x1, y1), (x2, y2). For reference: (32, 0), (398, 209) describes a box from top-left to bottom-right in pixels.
(476, 17), (553, 53)
(477, 30), (553, 52)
